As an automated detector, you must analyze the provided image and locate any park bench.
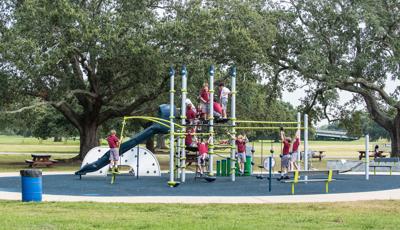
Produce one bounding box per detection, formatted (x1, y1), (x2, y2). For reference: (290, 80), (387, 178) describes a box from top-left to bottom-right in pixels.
(369, 158), (399, 175)
(283, 170), (339, 195)
(358, 150), (387, 160)
(25, 154), (58, 168)
(312, 151), (325, 161)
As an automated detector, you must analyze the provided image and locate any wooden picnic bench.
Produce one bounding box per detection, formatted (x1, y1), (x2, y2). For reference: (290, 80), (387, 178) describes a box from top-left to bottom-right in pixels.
(312, 151), (325, 161)
(369, 158), (399, 175)
(283, 170), (339, 195)
(25, 154), (58, 168)
(358, 150), (387, 160)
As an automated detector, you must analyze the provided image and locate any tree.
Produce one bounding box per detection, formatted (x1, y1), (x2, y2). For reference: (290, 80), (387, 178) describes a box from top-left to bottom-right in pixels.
(1, 0), (281, 159)
(0, 1), (179, 159)
(271, 0), (400, 156)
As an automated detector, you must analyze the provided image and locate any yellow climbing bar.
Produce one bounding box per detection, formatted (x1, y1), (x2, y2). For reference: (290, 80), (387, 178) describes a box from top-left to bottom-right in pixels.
(123, 116), (184, 129)
(236, 120), (300, 124)
(236, 127), (304, 130)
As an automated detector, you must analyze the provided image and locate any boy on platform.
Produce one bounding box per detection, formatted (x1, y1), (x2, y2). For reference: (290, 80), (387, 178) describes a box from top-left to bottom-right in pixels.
(107, 130), (120, 173)
(197, 135), (212, 176)
(228, 132), (249, 175)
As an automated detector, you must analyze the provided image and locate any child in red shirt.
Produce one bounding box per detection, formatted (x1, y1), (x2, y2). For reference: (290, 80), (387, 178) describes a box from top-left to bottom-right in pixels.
(279, 128), (291, 180)
(290, 130), (301, 171)
(228, 132), (248, 175)
(199, 82), (209, 120)
(213, 101), (223, 119)
(196, 135), (212, 175)
(185, 128), (197, 148)
(107, 130), (120, 173)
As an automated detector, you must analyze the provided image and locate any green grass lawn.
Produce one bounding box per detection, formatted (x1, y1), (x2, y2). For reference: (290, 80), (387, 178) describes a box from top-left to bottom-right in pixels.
(0, 135), (390, 173)
(0, 154), (80, 172)
(0, 200), (399, 229)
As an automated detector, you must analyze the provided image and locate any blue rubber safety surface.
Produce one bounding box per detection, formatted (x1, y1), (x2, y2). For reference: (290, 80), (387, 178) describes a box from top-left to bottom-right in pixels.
(1, 173), (400, 196)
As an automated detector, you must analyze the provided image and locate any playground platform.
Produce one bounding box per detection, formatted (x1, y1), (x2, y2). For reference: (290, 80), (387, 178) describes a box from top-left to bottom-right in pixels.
(1, 172), (400, 203)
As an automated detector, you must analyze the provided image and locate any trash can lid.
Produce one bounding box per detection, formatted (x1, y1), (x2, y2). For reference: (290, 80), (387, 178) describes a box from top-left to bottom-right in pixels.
(20, 169), (42, 177)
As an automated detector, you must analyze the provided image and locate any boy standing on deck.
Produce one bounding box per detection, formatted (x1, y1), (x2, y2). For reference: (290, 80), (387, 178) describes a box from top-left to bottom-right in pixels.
(218, 82), (231, 119)
(279, 128), (291, 180)
(228, 132), (249, 175)
(197, 135), (212, 176)
(199, 82), (210, 120)
(107, 130), (120, 173)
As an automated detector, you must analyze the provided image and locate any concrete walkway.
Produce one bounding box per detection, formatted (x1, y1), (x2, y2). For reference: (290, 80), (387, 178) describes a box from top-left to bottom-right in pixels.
(2, 171), (400, 203)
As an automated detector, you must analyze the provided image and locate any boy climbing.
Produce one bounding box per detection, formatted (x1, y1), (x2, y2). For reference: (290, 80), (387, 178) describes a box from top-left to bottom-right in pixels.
(218, 82), (231, 119)
(290, 130), (301, 171)
(278, 127), (291, 180)
(228, 132), (249, 175)
(197, 135), (212, 176)
(107, 130), (120, 173)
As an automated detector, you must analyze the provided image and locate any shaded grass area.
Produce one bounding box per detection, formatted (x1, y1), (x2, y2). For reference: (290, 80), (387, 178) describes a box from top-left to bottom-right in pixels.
(0, 154), (80, 172)
(0, 200), (399, 229)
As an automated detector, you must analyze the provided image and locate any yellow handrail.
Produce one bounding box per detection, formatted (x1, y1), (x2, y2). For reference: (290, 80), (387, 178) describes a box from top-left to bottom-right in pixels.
(235, 127), (304, 130)
(236, 120), (300, 125)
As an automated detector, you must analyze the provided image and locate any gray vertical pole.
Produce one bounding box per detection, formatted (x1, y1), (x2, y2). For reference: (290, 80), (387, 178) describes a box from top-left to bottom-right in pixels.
(304, 114), (309, 180)
(230, 66), (237, 182)
(208, 65), (215, 176)
(137, 145), (139, 180)
(268, 156), (272, 192)
(180, 66), (187, 182)
(365, 134), (369, 180)
(297, 112), (301, 170)
(168, 67), (175, 186)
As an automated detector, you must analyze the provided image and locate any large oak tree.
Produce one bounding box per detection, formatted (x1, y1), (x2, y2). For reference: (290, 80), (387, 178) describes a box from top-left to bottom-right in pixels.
(271, 0), (400, 156)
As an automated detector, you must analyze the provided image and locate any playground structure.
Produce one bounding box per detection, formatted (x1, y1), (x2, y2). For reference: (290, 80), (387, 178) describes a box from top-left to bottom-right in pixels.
(75, 65), (311, 187)
(165, 65), (310, 187)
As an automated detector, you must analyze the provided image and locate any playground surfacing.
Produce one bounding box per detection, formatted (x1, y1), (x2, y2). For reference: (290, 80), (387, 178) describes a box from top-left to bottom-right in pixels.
(1, 173), (400, 197)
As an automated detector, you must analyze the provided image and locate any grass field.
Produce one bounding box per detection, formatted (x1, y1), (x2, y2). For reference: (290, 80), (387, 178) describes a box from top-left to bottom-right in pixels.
(0, 200), (399, 229)
(0, 135), (391, 173)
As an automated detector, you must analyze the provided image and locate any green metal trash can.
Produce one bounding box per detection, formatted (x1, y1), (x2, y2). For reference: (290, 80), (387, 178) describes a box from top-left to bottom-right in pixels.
(216, 160), (221, 176)
(221, 159), (227, 176)
(244, 155), (252, 176)
(227, 158), (231, 176)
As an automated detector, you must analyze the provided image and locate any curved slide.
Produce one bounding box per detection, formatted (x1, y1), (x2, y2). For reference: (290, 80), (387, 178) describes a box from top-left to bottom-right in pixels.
(75, 104), (172, 175)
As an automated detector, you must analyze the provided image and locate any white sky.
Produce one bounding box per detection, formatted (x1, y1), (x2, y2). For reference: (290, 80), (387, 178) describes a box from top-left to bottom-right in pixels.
(282, 78), (399, 127)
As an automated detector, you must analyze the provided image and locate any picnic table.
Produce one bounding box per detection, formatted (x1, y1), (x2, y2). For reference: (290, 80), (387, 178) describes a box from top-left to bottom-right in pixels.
(358, 150), (387, 160)
(312, 151), (325, 161)
(25, 154), (58, 168)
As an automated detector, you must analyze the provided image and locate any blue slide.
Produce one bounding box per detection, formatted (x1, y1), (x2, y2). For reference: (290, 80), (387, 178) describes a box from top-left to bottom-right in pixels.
(75, 104), (172, 175)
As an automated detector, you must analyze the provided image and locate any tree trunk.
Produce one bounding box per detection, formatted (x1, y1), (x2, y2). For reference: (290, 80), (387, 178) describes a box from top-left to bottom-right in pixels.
(390, 114), (400, 157)
(145, 136), (155, 153)
(53, 136), (62, 142)
(78, 123), (100, 160)
(156, 134), (166, 149)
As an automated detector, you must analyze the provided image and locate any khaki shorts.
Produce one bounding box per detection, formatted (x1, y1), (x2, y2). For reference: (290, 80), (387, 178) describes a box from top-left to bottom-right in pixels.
(291, 151), (299, 163)
(200, 103), (209, 114)
(281, 154), (290, 169)
(237, 152), (246, 163)
(221, 98), (228, 111)
(109, 148), (119, 161)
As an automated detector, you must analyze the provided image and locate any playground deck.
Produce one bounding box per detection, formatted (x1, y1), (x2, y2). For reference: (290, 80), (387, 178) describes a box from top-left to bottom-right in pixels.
(1, 172), (400, 199)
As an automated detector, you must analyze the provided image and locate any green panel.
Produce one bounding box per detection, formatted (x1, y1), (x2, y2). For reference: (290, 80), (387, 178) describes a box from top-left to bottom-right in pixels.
(216, 160), (221, 176)
(245, 155), (252, 176)
(227, 158), (231, 176)
(221, 160), (227, 177)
